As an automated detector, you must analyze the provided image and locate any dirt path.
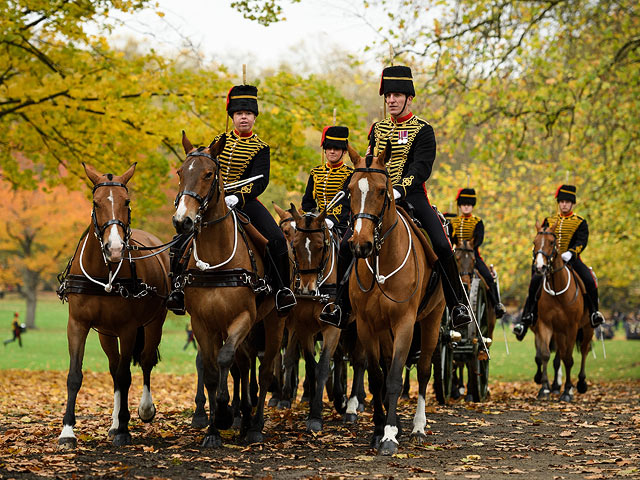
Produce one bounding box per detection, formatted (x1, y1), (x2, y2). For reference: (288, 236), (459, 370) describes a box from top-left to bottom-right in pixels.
(0, 371), (638, 479)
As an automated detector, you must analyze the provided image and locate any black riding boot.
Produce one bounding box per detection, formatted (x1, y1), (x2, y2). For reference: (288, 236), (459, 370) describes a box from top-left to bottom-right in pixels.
(267, 245), (296, 316)
(166, 234), (192, 315)
(585, 286), (605, 328)
(319, 247), (353, 329)
(513, 274), (542, 340)
(488, 282), (506, 319)
(437, 253), (472, 329)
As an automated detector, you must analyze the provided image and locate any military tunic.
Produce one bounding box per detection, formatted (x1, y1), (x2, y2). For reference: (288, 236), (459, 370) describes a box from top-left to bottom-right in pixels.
(543, 212), (588, 256)
(302, 161), (353, 228)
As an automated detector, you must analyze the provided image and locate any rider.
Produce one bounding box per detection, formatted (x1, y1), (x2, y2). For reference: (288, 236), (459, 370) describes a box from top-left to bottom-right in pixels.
(450, 188), (506, 318)
(320, 65), (472, 329)
(301, 125), (354, 238)
(166, 84), (296, 316)
(513, 185), (605, 339)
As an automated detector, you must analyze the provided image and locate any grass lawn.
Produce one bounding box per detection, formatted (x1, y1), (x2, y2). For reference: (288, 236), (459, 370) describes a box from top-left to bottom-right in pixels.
(1, 292), (638, 382)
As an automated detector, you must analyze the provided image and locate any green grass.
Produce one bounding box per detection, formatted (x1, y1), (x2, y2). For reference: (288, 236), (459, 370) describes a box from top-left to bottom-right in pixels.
(1, 292), (638, 381)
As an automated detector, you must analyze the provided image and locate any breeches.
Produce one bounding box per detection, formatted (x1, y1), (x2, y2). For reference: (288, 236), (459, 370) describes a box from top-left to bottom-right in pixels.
(240, 199), (287, 256)
(402, 190), (453, 259)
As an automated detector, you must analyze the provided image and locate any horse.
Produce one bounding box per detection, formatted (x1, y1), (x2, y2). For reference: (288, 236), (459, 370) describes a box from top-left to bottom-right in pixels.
(172, 132), (284, 446)
(346, 144), (446, 455)
(531, 220), (593, 401)
(57, 163), (169, 448)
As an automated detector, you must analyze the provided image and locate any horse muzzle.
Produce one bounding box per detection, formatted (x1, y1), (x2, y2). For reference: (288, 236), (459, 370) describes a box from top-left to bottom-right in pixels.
(173, 215), (194, 235)
(351, 240), (373, 259)
(103, 242), (125, 263)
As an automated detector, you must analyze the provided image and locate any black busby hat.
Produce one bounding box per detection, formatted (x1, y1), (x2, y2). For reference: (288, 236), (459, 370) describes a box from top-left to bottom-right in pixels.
(321, 126), (349, 150)
(226, 85), (259, 117)
(379, 65), (416, 97)
(555, 184), (576, 203)
(456, 188), (476, 206)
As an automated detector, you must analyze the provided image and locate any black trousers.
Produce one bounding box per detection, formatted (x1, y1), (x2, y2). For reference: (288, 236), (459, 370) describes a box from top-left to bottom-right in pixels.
(475, 251), (498, 291)
(402, 190), (453, 258)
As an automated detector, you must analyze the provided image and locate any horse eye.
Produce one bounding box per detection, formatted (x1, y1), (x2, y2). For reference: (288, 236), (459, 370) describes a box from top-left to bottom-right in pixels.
(125, 199), (130, 207)
(93, 201), (98, 208)
(204, 172), (213, 179)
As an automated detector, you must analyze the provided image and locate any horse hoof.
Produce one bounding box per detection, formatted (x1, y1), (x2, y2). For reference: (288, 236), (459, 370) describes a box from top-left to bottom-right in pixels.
(107, 428), (117, 439)
(58, 436), (77, 449)
(201, 434), (222, 448)
(551, 385), (561, 395)
(277, 400), (291, 410)
(577, 379), (588, 394)
(112, 432), (132, 447)
(191, 414), (209, 429)
(451, 389), (461, 400)
(537, 388), (550, 400)
(559, 393), (573, 403)
(245, 430), (264, 444)
(138, 403), (156, 423)
(534, 372), (542, 384)
(378, 440), (398, 456)
(300, 396), (310, 404)
(267, 397), (279, 407)
(464, 394), (474, 403)
(357, 403), (365, 413)
(370, 434), (382, 450)
(410, 432), (427, 445)
(306, 418), (323, 433)
(344, 413), (358, 424)
(214, 404), (234, 430)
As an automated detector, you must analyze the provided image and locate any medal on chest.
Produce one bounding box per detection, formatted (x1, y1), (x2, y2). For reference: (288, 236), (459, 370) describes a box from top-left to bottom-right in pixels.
(397, 130), (408, 144)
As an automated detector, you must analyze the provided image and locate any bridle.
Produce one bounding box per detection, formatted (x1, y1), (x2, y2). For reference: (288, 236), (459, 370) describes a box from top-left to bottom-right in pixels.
(290, 216), (333, 292)
(454, 244), (475, 278)
(91, 181), (132, 253)
(533, 230), (558, 274)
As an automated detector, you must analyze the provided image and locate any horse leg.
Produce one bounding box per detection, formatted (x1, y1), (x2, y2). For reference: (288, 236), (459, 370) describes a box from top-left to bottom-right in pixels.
(307, 328), (341, 433)
(200, 333), (222, 448)
(267, 348), (283, 407)
(215, 312), (252, 431)
(558, 333), (575, 403)
(230, 361), (242, 428)
(58, 318), (91, 448)
(550, 351), (562, 394)
(278, 330), (299, 409)
(233, 345), (252, 435)
(534, 324), (553, 400)
(248, 311), (285, 444)
(378, 321), (414, 456)
(577, 326), (592, 394)
(401, 366), (412, 400)
(344, 346), (366, 424)
(96, 333), (120, 439)
(191, 350), (208, 428)
(111, 329), (137, 446)
(331, 341), (347, 414)
(137, 318), (163, 423)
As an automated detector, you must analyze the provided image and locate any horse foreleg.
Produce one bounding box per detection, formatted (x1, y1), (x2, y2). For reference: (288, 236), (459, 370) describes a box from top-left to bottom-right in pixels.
(200, 334), (222, 448)
(249, 310), (285, 444)
(137, 316), (164, 423)
(577, 326), (593, 394)
(331, 341), (347, 414)
(191, 350), (208, 428)
(233, 345), (252, 434)
(344, 343), (366, 423)
(550, 351), (562, 394)
(278, 330), (299, 409)
(534, 324), (553, 400)
(111, 328), (137, 446)
(59, 318), (91, 449)
(97, 333), (120, 439)
(307, 327), (341, 433)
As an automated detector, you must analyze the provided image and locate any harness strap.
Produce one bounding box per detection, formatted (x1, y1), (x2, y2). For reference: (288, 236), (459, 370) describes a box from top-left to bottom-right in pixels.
(59, 274), (159, 299)
(182, 268), (265, 291)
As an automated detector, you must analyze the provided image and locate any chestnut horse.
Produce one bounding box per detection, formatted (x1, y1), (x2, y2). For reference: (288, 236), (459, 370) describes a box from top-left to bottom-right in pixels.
(531, 221), (593, 401)
(172, 133), (284, 446)
(57, 163), (169, 447)
(346, 144), (446, 455)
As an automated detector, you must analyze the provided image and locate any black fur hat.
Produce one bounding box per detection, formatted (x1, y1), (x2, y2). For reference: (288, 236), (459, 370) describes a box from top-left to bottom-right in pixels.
(555, 184), (576, 203)
(226, 85), (259, 117)
(321, 126), (349, 150)
(456, 188), (476, 206)
(379, 65), (415, 97)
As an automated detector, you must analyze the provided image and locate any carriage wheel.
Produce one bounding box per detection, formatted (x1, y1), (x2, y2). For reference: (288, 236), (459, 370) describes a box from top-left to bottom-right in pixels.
(469, 284), (490, 402)
(433, 307), (454, 403)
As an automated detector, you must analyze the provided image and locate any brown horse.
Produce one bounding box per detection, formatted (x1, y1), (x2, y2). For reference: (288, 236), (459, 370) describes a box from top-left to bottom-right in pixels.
(172, 133), (284, 446)
(346, 144), (446, 455)
(531, 221), (593, 401)
(57, 163), (169, 448)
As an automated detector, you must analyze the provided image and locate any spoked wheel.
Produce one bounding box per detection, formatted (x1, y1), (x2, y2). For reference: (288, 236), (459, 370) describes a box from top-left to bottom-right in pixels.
(433, 307), (454, 403)
(469, 283), (490, 402)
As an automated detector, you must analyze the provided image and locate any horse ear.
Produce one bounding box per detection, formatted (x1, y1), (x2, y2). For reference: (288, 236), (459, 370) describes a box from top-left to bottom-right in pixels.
(347, 144), (361, 166)
(535, 220), (542, 232)
(549, 220), (559, 233)
(120, 162), (137, 185)
(82, 163), (102, 185)
(272, 202), (288, 221)
(182, 130), (194, 154)
(288, 203), (303, 223)
(377, 139), (392, 165)
(209, 134), (226, 158)
(316, 208), (328, 225)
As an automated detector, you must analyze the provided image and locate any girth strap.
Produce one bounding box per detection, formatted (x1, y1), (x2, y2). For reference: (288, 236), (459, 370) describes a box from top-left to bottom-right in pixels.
(181, 268), (268, 292)
(60, 274), (156, 299)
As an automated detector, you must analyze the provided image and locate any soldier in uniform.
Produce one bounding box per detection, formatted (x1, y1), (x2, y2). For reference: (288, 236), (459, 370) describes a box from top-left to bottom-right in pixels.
(321, 65), (472, 329)
(166, 84), (296, 316)
(450, 188), (506, 318)
(301, 125), (354, 237)
(513, 185), (605, 339)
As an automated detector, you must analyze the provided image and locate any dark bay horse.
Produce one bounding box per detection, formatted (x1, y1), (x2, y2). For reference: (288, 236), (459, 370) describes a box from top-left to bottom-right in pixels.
(346, 144), (446, 455)
(531, 221), (593, 401)
(58, 163), (169, 447)
(172, 132), (284, 446)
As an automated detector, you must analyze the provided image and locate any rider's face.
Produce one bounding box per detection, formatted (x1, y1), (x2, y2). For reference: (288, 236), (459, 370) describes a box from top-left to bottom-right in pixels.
(232, 111), (256, 134)
(460, 204), (473, 215)
(324, 148), (345, 165)
(385, 93), (413, 118)
(558, 200), (574, 214)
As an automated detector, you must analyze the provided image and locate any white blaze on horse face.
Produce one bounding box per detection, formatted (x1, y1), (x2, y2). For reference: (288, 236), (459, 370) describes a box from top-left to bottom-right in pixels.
(175, 196), (188, 220)
(536, 236), (546, 270)
(138, 385), (155, 422)
(355, 178), (370, 234)
(110, 390), (121, 432)
(305, 237), (312, 265)
(108, 225), (124, 257)
(108, 189), (115, 218)
(346, 395), (359, 415)
(411, 394), (427, 436)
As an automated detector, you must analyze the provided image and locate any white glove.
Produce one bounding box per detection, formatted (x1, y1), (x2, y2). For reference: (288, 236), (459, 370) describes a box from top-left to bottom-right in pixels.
(225, 195), (239, 208)
(393, 188), (402, 200)
(324, 218), (334, 229)
(561, 251), (573, 262)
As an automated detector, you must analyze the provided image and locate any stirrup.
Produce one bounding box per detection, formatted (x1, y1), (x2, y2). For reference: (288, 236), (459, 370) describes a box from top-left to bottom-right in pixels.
(451, 304), (471, 328)
(513, 322), (527, 340)
(590, 311), (605, 328)
(494, 302), (506, 319)
(319, 303), (342, 328)
(275, 287), (297, 315)
(166, 291), (186, 316)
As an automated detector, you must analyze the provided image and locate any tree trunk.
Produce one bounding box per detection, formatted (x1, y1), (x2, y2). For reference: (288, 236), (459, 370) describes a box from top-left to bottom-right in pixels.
(21, 269), (39, 329)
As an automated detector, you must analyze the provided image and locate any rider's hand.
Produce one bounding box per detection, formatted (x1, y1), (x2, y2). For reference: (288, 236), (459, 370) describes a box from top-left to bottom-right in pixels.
(561, 251), (573, 263)
(324, 218), (334, 230)
(393, 188), (402, 200)
(225, 195), (239, 208)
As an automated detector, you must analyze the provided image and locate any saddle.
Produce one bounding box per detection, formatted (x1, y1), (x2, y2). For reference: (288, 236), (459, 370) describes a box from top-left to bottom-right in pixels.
(567, 265), (587, 295)
(236, 212), (268, 257)
(396, 206), (438, 267)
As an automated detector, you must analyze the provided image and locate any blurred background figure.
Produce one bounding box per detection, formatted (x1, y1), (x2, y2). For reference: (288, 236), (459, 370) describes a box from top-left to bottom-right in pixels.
(4, 312), (24, 348)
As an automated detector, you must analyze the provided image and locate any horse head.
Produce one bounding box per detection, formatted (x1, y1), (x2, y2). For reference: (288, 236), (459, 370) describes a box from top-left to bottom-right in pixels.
(455, 239), (476, 289)
(287, 204), (330, 295)
(83, 162), (136, 263)
(173, 131), (226, 234)
(347, 141), (393, 258)
(533, 219), (559, 275)
(273, 202), (296, 244)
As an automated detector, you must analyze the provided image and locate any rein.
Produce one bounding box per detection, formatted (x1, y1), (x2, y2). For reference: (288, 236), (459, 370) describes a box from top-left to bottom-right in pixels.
(290, 218), (336, 300)
(534, 230), (576, 300)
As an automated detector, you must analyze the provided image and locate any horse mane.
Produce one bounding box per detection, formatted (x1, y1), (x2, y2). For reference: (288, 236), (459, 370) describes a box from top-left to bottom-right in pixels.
(303, 212), (317, 228)
(365, 154), (374, 168)
(106, 173), (113, 180)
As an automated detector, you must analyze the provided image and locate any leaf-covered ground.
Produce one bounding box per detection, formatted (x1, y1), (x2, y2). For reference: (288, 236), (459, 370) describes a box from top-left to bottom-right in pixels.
(0, 370), (638, 479)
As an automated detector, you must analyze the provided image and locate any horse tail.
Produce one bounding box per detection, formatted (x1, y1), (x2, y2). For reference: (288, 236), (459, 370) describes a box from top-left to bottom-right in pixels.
(575, 328), (584, 352)
(132, 326), (145, 366)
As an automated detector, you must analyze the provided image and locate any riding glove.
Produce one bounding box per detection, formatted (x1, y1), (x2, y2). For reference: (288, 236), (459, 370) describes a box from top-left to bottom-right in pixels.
(561, 251), (573, 262)
(393, 188), (402, 200)
(325, 218), (334, 230)
(225, 195), (239, 208)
